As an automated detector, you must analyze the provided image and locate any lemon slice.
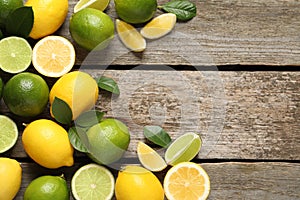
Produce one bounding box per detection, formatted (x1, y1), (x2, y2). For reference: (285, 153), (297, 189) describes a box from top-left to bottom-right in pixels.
(71, 163), (115, 200)
(164, 162), (210, 200)
(137, 141), (167, 172)
(165, 132), (202, 166)
(141, 13), (176, 39)
(0, 36), (32, 73)
(74, 0), (110, 13)
(32, 36), (75, 78)
(116, 19), (146, 52)
(0, 115), (18, 153)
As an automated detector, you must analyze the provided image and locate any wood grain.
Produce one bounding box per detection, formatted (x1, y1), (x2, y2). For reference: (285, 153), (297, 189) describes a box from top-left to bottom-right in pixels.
(15, 162), (300, 200)
(2, 70), (299, 160)
(57, 0), (300, 66)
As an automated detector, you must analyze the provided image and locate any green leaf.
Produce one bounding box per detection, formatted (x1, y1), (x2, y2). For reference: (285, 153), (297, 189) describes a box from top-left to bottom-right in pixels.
(5, 6), (34, 38)
(96, 76), (120, 95)
(143, 125), (172, 148)
(68, 127), (89, 153)
(0, 29), (3, 39)
(75, 110), (105, 128)
(159, 0), (197, 21)
(52, 97), (73, 125)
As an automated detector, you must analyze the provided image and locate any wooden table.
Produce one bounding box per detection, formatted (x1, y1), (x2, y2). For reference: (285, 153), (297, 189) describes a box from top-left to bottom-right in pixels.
(1, 0), (299, 199)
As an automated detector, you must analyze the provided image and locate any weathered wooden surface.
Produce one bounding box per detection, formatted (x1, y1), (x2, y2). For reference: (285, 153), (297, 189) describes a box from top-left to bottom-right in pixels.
(2, 71), (299, 160)
(15, 162), (300, 200)
(58, 0), (300, 66)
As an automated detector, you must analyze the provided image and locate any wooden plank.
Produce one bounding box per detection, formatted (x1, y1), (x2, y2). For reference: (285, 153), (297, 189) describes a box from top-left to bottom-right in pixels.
(2, 71), (299, 160)
(58, 0), (300, 66)
(15, 162), (300, 199)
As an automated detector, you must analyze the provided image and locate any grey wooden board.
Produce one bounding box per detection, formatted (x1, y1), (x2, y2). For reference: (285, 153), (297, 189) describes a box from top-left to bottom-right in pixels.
(2, 71), (299, 160)
(15, 162), (300, 199)
(57, 0), (300, 66)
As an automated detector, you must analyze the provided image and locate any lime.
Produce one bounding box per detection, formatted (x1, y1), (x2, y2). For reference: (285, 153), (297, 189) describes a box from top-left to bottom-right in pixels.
(71, 163), (114, 200)
(0, 77), (3, 99)
(114, 0), (157, 24)
(3, 72), (49, 117)
(0, 36), (32, 74)
(0, 115), (18, 153)
(165, 132), (202, 166)
(74, 0), (110, 13)
(0, 0), (23, 28)
(69, 8), (114, 51)
(24, 175), (69, 200)
(137, 141), (167, 172)
(86, 118), (130, 165)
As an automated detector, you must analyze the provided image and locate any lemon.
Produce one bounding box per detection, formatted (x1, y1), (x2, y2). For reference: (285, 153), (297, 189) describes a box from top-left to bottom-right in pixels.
(114, 0), (157, 24)
(137, 141), (167, 172)
(49, 71), (99, 120)
(25, 0), (68, 39)
(0, 115), (18, 153)
(71, 163), (115, 200)
(74, 0), (110, 13)
(22, 119), (74, 169)
(3, 72), (49, 117)
(141, 13), (177, 39)
(164, 162), (210, 200)
(165, 132), (202, 166)
(115, 165), (164, 200)
(24, 175), (69, 200)
(116, 19), (146, 52)
(86, 118), (130, 165)
(0, 157), (22, 200)
(69, 8), (114, 51)
(0, 0), (23, 28)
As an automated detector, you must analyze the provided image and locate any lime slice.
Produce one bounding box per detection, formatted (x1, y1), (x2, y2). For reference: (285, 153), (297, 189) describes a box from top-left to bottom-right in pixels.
(137, 141), (167, 172)
(71, 163), (115, 200)
(0, 115), (18, 153)
(165, 132), (202, 166)
(0, 36), (32, 74)
(74, 0), (110, 13)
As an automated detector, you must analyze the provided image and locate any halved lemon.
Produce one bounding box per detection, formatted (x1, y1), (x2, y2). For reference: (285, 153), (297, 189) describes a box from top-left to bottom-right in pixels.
(141, 13), (176, 39)
(74, 0), (110, 13)
(164, 162), (210, 200)
(137, 141), (167, 172)
(32, 36), (76, 78)
(116, 19), (146, 52)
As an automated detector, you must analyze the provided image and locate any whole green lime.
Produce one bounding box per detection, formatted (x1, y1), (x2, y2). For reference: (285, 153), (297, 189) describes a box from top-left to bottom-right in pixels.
(69, 8), (114, 51)
(114, 0), (157, 24)
(24, 175), (69, 200)
(0, 0), (23, 28)
(87, 118), (130, 165)
(3, 72), (49, 117)
(0, 77), (3, 99)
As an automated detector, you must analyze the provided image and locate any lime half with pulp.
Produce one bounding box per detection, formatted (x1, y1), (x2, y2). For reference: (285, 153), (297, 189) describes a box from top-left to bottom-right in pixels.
(71, 163), (115, 200)
(0, 115), (18, 153)
(74, 0), (110, 13)
(165, 132), (202, 166)
(0, 36), (32, 73)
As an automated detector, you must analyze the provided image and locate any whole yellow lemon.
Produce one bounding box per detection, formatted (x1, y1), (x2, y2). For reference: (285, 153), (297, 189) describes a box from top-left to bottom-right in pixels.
(115, 165), (164, 200)
(49, 71), (99, 120)
(0, 157), (22, 200)
(22, 119), (74, 169)
(25, 0), (68, 39)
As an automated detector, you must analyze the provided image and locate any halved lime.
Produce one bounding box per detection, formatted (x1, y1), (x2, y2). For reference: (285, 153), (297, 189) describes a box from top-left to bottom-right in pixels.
(74, 0), (110, 13)
(71, 163), (115, 200)
(0, 115), (18, 153)
(165, 132), (202, 166)
(0, 36), (32, 73)
(137, 141), (167, 172)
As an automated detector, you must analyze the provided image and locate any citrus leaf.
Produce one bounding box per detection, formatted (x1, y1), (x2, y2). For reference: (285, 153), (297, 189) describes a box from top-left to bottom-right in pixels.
(75, 110), (105, 128)
(5, 6), (34, 38)
(0, 29), (3, 39)
(96, 76), (120, 95)
(52, 97), (73, 125)
(159, 0), (196, 21)
(143, 125), (172, 148)
(68, 127), (89, 153)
